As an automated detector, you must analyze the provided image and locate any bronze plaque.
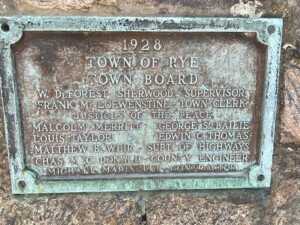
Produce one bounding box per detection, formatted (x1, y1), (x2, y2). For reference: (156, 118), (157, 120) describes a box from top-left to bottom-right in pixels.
(0, 17), (282, 193)
(14, 32), (264, 177)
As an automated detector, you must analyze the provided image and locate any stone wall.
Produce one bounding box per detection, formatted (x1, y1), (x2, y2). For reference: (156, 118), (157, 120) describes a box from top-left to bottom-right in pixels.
(0, 0), (300, 224)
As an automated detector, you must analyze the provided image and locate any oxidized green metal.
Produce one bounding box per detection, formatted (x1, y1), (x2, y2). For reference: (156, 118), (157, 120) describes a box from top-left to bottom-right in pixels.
(0, 17), (282, 194)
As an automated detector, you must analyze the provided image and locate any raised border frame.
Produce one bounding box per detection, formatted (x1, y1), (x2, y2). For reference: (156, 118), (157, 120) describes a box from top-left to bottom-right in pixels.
(0, 17), (282, 194)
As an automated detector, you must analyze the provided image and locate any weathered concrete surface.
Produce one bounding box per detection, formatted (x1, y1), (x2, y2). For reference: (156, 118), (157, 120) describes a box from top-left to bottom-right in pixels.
(0, 0), (300, 224)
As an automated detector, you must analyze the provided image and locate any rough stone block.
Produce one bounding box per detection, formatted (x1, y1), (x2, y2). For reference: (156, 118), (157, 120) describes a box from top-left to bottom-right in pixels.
(280, 68), (300, 143)
(0, 194), (141, 224)
(20, 0), (117, 11)
(146, 195), (262, 225)
(263, 179), (300, 225)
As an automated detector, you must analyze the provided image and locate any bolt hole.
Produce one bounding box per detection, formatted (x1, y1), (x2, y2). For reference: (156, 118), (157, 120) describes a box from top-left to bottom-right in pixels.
(1, 23), (9, 32)
(18, 180), (26, 189)
(257, 174), (265, 182)
(267, 25), (275, 34)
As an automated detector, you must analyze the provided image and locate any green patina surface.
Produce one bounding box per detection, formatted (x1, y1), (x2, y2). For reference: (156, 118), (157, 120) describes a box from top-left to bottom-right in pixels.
(0, 17), (282, 194)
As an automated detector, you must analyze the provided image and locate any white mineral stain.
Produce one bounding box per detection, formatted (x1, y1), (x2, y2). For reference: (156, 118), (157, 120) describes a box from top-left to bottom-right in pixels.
(230, 0), (264, 18)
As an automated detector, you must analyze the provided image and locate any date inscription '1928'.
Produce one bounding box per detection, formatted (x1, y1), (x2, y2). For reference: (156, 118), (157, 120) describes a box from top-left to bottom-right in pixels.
(13, 32), (265, 178)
